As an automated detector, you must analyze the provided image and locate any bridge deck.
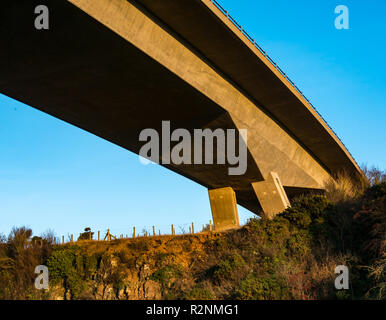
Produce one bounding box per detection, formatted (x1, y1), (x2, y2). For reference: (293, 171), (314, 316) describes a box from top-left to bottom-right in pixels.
(135, 0), (362, 179)
(0, 0), (363, 216)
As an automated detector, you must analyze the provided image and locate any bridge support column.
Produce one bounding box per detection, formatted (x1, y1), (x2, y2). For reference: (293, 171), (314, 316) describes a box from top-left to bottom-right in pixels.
(252, 172), (291, 219)
(208, 187), (240, 231)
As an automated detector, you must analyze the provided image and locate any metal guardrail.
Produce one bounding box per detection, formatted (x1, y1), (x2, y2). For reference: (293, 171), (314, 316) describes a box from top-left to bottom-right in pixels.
(209, 0), (359, 167)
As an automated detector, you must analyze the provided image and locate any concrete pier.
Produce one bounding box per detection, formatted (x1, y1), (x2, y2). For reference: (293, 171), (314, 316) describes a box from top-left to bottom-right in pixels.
(208, 187), (240, 230)
(252, 172), (291, 219)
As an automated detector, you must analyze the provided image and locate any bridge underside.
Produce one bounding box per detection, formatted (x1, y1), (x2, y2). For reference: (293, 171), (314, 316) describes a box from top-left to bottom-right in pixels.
(0, 0), (361, 220)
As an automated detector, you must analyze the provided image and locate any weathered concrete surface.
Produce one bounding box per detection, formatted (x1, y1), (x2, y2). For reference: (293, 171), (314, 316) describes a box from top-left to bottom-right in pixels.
(252, 172), (291, 219)
(0, 0), (363, 218)
(208, 187), (239, 230)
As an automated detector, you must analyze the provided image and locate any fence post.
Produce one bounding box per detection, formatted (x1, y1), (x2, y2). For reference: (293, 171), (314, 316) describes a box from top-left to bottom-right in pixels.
(153, 226), (155, 237)
(62, 235), (64, 244)
(98, 231), (100, 241)
(71, 234), (73, 242)
(192, 222), (194, 234)
(209, 220), (213, 231)
(159, 230), (161, 236)
(171, 224), (174, 235)
(133, 227), (136, 238)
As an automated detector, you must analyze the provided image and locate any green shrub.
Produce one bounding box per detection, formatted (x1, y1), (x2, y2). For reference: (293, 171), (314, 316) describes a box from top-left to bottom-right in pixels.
(47, 246), (87, 299)
(213, 254), (245, 282)
(47, 248), (76, 281)
(185, 286), (213, 300)
(150, 264), (183, 284)
(279, 195), (332, 228)
(233, 273), (289, 300)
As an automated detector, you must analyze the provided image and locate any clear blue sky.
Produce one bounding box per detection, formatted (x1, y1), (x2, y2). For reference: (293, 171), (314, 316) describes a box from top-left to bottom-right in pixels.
(1, 0), (385, 239)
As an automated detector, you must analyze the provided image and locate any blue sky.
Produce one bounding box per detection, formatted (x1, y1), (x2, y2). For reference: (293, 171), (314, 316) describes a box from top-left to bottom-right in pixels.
(1, 0), (385, 239)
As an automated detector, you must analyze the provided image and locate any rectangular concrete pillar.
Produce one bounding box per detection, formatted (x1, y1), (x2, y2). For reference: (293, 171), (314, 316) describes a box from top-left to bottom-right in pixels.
(252, 172), (291, 219)
(208, 187), (240, 231)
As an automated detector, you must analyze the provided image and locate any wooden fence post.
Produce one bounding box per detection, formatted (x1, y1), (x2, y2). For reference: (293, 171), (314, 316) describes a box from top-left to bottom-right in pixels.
(209, 220), (213, 231)
(71, 234), (73, 242)
(133, 227), (136, 238)
(153, 226), (155, 237)
(98, 231), (100, 241)
(104, 229), (110, 241)
(171, 224), (174, 235)
(62, 236), (64, 244)
(192, 222), (194, 234)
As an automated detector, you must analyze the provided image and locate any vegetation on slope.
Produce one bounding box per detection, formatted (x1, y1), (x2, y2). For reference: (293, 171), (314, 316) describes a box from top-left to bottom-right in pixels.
(0, 168), (385, 300)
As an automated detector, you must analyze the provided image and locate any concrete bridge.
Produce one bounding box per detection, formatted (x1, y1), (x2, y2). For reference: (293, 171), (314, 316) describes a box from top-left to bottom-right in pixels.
(0, 0), (363, 229)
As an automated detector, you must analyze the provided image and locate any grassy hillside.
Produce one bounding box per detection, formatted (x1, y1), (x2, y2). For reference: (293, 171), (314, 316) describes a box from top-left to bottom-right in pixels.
(1, 174), (385, 300)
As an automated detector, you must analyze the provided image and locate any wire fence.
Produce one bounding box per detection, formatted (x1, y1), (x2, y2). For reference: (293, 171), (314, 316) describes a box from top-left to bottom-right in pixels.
(52, 219), (225, 245)
(208, 0), (359, 168)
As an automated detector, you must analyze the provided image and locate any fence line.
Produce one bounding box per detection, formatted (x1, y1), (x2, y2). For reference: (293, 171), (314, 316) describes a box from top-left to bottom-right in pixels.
(54, 219), (221, 245)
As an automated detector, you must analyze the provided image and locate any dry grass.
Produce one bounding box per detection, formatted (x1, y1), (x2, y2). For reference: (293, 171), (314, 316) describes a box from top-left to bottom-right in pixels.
(323, 170), (368, 203)
(323, 165), (386, 203)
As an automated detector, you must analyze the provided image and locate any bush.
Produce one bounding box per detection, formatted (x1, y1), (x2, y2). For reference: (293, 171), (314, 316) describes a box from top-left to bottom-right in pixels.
(233, 273), (289, 300)
(185, 285), (213, 300)
(150, 264), (183, 284)
(0, 227), (52, 299)
(213, 254), (245, 282)
(47, 246), (87, 299)
(78, 228), (94, 241)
